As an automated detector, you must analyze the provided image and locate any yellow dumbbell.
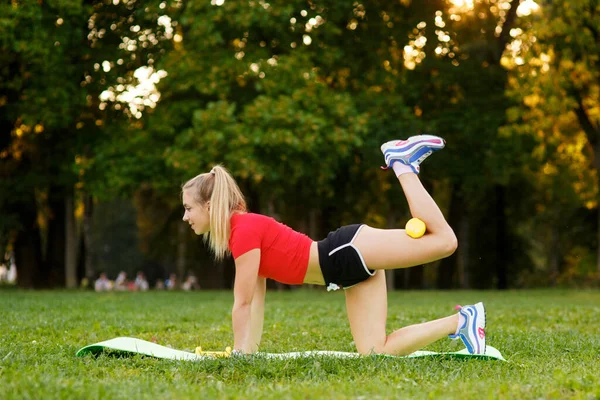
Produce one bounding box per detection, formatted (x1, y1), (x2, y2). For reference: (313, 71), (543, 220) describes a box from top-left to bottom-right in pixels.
(195, 346), (233, 357)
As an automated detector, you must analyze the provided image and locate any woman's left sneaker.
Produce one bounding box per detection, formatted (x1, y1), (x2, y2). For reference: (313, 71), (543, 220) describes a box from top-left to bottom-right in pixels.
(380, 135), (446, 171)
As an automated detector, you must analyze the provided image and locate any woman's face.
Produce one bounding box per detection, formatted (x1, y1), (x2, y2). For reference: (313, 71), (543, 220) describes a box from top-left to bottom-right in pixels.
(182, 190), (210, 235)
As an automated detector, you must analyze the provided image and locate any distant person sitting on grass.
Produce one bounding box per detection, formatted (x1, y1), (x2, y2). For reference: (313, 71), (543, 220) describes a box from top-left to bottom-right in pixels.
(94, 273), (112, 292)
(134, 272), (149, 291)
(181, 136), (486, 356)
(182, 274), (200, 291)
(166, 273), (178, 290)
(115, 271), (128, 291)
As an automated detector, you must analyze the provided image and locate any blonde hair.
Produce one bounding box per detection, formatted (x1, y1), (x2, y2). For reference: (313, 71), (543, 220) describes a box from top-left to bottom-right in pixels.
(182, 165), (247, 260)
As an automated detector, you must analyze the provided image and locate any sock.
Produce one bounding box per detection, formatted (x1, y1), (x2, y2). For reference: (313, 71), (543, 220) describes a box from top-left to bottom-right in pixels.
(392, 161), (414, 176)
(455, 312), (466, 335)
(392, 161), (414, 177)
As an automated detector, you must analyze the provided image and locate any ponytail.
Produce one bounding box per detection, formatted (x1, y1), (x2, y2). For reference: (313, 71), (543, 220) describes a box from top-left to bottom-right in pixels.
(182, 165), (246, 260)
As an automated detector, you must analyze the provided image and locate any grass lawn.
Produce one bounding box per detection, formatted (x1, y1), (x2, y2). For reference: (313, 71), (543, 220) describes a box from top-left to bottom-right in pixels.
(1, 289), (599, 399)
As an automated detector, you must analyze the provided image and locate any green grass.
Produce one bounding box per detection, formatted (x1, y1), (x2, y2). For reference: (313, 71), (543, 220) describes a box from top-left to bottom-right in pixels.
(1, 289), (599, 399)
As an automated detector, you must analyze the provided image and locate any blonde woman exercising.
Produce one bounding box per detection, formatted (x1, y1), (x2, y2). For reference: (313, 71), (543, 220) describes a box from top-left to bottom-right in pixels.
(182, 136), (486, 356)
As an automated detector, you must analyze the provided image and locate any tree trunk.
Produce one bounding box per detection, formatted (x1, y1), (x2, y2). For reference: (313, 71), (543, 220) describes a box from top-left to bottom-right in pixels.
(548, 225), (560, 285)
(222, 256), (235, 290)
(385, 269), (395, 292)
(570, 86), (600, 272)
(385, 214), (396, 291)
(596, 141), (600, 274)
(76, 231), (86, 285)
(402, 269), (409, 290)
(65, 194), (78, 288)
(597, 206), (600, 274)
(458, 214), (470, 288)
(494, 0), (522, 63)
(308, 208), (318, 239)
(408, 267), (423, 289)
(495, 185), (508, 289)
(14, 192), (44, 288)
(46, 187), (66, 287)
(14, 227), (44, 289)
(176, 222), (187, 281)
(83, 195), (95, 279)
(437, 184), (461, 289)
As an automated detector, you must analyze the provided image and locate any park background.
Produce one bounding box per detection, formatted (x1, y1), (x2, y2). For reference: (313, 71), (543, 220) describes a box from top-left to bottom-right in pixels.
(1, 0), (599, 291)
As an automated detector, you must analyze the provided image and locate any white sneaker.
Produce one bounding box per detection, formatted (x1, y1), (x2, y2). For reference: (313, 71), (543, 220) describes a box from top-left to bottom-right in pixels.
(449, 302), (486, 354)
(380, 135), (446, 172)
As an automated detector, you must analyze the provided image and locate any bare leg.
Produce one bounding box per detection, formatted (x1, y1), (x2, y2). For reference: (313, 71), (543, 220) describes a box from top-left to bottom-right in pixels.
(397, 173), (452, 235)
(346, 172), (459, 355)
(345, 272), (458, 355)
(381, 315), (458, 355)
(353, 172), (457, 270)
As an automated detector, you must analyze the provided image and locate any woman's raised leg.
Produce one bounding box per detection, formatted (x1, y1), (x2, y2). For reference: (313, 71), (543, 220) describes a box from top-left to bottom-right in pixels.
(344, 137), (486, 356)
(346, 149), (459, 355)
(352, 172), (457, 270)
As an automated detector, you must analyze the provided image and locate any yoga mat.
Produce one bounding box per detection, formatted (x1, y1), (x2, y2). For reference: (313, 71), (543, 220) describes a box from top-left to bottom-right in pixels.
(76, 337), (506, 361)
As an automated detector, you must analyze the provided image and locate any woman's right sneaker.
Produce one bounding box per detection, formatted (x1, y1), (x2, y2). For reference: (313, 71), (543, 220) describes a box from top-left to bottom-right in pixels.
(449, 302), (486, 354)
(380, 135), (446, 172)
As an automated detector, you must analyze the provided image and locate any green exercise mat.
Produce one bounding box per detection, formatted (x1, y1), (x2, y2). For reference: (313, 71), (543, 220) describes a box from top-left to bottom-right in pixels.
(76, 337), (506, 361)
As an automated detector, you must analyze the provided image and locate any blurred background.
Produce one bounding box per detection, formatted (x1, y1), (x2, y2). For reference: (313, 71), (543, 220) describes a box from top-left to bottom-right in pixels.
(1, 0), (598, 291)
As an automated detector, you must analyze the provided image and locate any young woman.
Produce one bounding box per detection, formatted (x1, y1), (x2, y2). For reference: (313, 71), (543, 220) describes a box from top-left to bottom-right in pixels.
(181, 135), (486, 356)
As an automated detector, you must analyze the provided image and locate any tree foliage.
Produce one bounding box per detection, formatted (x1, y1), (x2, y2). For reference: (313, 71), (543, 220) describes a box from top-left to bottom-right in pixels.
(501, 0), (600, 282)
(0, 0), (170, 287)
(2, 0), (599, 289)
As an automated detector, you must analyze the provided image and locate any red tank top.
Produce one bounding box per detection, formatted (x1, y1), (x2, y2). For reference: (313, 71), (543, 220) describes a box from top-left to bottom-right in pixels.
(228, 213), (312, 285)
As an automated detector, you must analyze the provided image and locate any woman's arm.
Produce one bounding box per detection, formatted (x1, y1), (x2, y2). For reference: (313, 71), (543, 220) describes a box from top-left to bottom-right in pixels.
(232, 248), (260, 353)
(248, 276), (266, 353)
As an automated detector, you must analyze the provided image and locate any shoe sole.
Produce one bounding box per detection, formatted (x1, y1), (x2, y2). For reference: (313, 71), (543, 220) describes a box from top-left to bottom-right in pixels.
(380, 135), (445, 152)
(473, 302), (486, 355)
(381, 135), (445, 155)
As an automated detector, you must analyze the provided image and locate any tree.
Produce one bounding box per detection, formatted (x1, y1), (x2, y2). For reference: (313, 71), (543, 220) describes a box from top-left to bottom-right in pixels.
(39, 0), (596, 289)
(86, 0), (542, 289)
(501, 0), (599, 281)
(0, 0), (170, 288)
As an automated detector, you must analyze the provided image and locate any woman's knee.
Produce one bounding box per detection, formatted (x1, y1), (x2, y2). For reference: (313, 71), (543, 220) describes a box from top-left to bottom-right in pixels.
(439, 228), (458, 257)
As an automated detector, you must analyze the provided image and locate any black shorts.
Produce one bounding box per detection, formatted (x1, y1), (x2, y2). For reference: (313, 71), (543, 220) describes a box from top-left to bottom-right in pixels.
(317, 224), (376, 291)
